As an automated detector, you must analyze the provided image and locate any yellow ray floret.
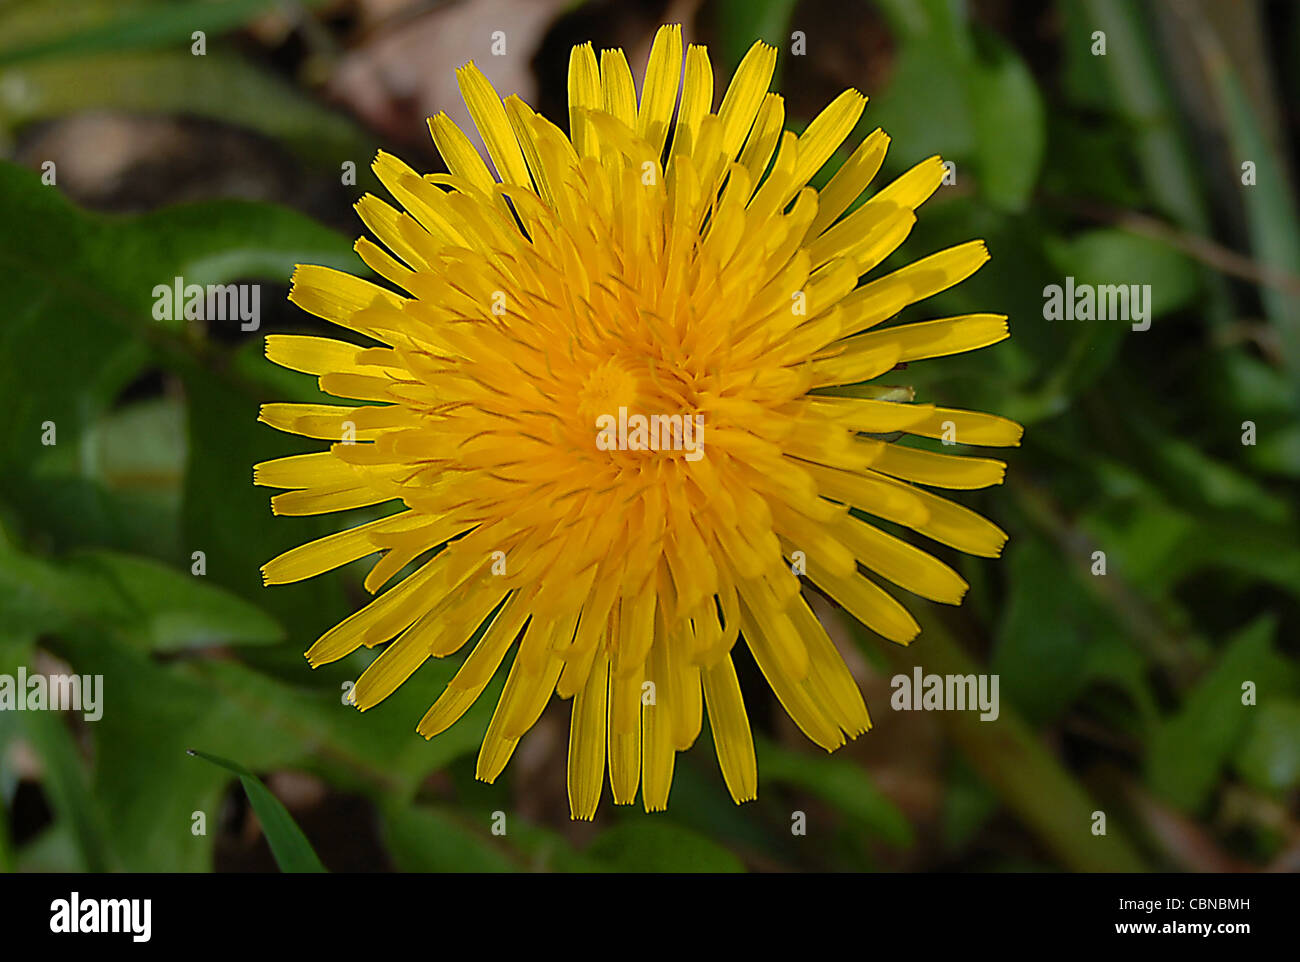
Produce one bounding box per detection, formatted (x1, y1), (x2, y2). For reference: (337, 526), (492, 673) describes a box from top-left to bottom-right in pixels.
(256, 24), (1021, 818)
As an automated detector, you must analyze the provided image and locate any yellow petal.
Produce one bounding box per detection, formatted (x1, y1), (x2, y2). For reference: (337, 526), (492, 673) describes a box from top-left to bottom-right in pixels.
(567, 652), (609, 820)
(669, 43), (713, 159)
(736, 92), (784, 193)
(870, 442), (1007, 489)
(810, 563), (920, 645)
(701, 654), (757, 803)
(835, 240), (991, 335)
(254, 451), (359, 490)
(790, 88), (866, 191)
(270, 483), (393, 517)
(866, 472), (1009, 557)
(264, 335), (363, 376)
(640, 637), (676, 812)
(599, 47), (638, 128)
(456, 62), (532, 190)
(807, 127), (889, 237)
(909, 407), (1024, 446)
(288, 264), (402, 338)
(567, 41), (602, 158)
(835, 514), (969, 604)
(261, 512), (410, 586)
(607, 665), (642, 804)
(717, 40), (777, 159)
(637, 24), (683, 155)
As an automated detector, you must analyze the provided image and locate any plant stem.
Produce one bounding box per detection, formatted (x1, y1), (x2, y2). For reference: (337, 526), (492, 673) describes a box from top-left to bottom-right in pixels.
(865, 609), (1148, 872)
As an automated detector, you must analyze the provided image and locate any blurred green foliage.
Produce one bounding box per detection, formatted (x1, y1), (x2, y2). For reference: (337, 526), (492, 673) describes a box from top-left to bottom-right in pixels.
(0, 0), (1297, 872)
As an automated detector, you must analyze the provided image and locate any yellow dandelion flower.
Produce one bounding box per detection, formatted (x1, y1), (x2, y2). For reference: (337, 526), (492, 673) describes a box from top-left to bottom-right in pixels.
(256, 24), (1022, 818)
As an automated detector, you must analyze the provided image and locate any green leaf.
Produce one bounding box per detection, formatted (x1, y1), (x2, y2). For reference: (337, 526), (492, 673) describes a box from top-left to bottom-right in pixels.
(188, 748), (326, 873)
(873, 0), (972, 51)
(0, 160), (355, 556)
(498, 820), (610, 873)
(585, 820), (745, 873)
(0, 0), (327, 68)
(1235, 699), (1300, 794)
(1046, 229), (1199, 316)
(0, 523), (125, 639)
(1075, 446), (1300, 602)
(1147, 616), (1282, 811)
(21, 395), (189, 558)
(0, 524), (283, 651)
(870, 36), (975, 162)
(869, 2), (1043, 203)
(1252, 422), (1300, 478)
(0, 0), (374, 164)
(968, 32), (1045, 211)
(1143, 436), (1290, 525)
(1039, 229), (1198, 398)
(0, 617), (99, 877)
(382, 805), (515, 873)
(192, 654), (496, 798)
(72, 549), (284, 650)
(755, 737), (913, 846)
(0, 49), (375, 166)
(1072, 0), (1210, 232)
(89, 396), (187, 491)
(179, 360), (364, 641)
(39, 611), (490, 870)
(0, 160), (355, 336)
(18, 710), (111, 872)
(43, 632), (291, 870)
(14, 823), (86, 873)
(714, 0), (798, 71)
(858, 610), (1148, 871)
(993, 538), (1140, 723)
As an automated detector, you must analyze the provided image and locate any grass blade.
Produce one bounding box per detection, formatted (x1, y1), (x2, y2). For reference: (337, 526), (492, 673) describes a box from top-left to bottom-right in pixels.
(188, 749), (325, 873)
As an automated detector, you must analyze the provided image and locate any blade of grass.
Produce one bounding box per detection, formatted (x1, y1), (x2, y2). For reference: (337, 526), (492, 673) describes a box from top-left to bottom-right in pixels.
(187, 748), (326, 873)
(1079, 0), (1208, 232)
(715, 0), (798, 72)
(20, 710), (110, 872)
(0, 0), (328, 67)
(1180, 10), (1300, 383)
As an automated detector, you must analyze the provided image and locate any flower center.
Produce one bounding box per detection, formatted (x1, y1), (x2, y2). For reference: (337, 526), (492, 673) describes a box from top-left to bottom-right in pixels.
(578, 357), (644, 424)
